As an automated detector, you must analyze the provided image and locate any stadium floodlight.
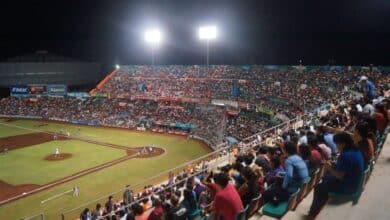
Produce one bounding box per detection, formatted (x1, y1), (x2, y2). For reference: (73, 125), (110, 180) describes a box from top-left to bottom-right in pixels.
(115, 64), (120, 70)
(145, 29), (162, 44)
(199, 26), (217, 66)
(199, 26), (217, 40)
(144, 29), (162, 65)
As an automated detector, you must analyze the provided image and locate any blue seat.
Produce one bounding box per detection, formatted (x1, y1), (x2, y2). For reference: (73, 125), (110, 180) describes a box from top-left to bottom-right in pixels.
(329, 166), (370, 205)
(262, 188), (300, 219)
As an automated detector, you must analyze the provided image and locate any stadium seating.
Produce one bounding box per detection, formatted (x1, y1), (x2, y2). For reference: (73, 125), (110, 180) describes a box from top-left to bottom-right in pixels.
(0, 65), (388, 220)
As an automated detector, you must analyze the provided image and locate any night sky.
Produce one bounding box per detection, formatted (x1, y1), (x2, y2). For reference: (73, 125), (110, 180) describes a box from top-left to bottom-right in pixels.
(1, 0), (390, 65)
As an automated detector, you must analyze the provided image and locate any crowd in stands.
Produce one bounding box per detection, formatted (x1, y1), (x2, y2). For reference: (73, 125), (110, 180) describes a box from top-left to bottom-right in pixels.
(78, 92), (389, 220)
(0, 97), (226, 145)
(0, 65), (389, 219)
(1, 66), (387, 144)
(99, 66), (387, 115)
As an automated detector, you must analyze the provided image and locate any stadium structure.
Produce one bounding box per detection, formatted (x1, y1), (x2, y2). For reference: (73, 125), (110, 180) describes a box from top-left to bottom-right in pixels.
(0, 63), (389, 220)
(0, 51), (102, 97)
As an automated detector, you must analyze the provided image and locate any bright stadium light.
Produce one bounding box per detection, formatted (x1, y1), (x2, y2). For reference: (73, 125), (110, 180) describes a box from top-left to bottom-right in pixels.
(144, 29), (162, 65)
(199, 26), (217, 66)
(145, 29), (162, 44)
(199, 26), (217, 40)
(115, 64), (120, 70)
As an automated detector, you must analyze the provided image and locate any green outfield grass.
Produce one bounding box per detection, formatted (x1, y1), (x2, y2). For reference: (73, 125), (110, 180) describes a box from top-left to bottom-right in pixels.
(0, 140), (126, 185)
(0, 119), (210, 220)
(0, 121), (36, 138)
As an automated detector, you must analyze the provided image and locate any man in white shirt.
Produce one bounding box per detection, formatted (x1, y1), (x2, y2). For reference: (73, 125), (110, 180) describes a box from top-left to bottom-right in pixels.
(363, 100), (375, 116)
(55, 148), (60, 157)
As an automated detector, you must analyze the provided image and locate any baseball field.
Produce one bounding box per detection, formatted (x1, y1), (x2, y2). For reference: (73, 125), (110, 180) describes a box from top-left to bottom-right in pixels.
(0, 118), (211, 219)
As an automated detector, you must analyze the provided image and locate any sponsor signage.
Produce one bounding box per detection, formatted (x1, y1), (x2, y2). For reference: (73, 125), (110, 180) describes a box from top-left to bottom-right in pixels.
(91, 92), (109, 98)
(10, 85), (29, 96)
(67, 92), (90, 98)
(47, 85), (67, 96)
(28, 85), (46, 95)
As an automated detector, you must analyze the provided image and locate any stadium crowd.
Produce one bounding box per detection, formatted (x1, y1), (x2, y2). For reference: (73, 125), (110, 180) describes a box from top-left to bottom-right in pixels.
(0, 66), (387, 144)
(77, 92), (390, 220)
(0, 65), (389, 219)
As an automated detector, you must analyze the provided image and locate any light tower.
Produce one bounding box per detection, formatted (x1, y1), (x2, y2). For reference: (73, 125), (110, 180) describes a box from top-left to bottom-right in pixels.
(199, 26), (217, 66)
(144, 29), (162, 65)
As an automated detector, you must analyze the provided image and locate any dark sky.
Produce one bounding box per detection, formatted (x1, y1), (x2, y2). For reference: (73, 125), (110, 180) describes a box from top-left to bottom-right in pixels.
(1, 0), (390, 65)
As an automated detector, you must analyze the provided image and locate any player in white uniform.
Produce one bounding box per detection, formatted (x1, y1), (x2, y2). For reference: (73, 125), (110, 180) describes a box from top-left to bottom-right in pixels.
(73, 185), (79, 197)
(55, 148), (60, 157)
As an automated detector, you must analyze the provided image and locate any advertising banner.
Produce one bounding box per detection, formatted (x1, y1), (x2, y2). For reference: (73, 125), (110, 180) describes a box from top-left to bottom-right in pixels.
(10, 85), (29, 97)
(47, 85), (67, 96)
(255, 105), (275, 116)
(28, 85), (46, 95)
(90, 92), (109, 98)
(67, 92), (90, 98)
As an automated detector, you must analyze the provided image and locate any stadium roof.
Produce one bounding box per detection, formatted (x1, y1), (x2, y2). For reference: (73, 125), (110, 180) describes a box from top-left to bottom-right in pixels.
(1, 51), (76, 63)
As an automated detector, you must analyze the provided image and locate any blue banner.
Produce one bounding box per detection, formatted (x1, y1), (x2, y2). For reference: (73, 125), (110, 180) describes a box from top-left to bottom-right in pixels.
(47, 85), (67, 96)
(10, 85), (29, 97)
(67, 92), (90, 98)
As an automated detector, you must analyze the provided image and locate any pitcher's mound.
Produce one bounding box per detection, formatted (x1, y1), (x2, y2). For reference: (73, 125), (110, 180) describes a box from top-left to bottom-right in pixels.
(44, 153), (72, 161)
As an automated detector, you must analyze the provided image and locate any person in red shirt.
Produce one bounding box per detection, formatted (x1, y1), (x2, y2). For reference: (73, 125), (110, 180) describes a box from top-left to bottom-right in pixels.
(147, 199), (164, 220)
(374, 104), (388, 134)
(212, 173), (244, 220)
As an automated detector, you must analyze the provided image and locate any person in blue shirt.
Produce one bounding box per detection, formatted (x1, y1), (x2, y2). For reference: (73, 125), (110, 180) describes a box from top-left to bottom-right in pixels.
(282, 142), (310, 193)
(359, 76), (376, 99)
(317, 126), (337, 156)
(263, 141), (309, 205)
(308, 132), (364, 219)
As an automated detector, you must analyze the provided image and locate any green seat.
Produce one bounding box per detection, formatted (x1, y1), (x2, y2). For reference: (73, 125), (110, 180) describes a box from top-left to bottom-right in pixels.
(189, 209), (201, 220)
(262, 188), (300, 219)
(329, 166), (369, 205)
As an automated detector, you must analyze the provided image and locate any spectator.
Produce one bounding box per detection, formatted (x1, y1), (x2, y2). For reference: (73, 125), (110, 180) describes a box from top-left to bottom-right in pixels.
(299, 144), (318, 176)
(354, 122), (374, 166)
(316, 134), (332, 160)
(132, 203), (148, 220)
(212, 172), (244, 220)
(374, 104), (389, 134)
(147, 199), (164, 220)
(181, 189), (199, 217)
(264, 156), (284, 185)
(308, 132), (364, 218)
(238, 166), (260, 207)
(105, 196), (114, 214)
(91, 203), (102, 220)
(165, 195), (185, 220)
(359, 76), (376, 99)
(123, 185), (134, 207)
(254, 146), (271, 174)
(263, 142), (309, 205)
(320, 126), (338, 155)
(80, 208), (91, 220)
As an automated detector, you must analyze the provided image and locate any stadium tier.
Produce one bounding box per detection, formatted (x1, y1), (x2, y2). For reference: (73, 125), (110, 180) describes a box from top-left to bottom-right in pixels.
(1, 65), (388, 144)
(0, 65), (389, 220)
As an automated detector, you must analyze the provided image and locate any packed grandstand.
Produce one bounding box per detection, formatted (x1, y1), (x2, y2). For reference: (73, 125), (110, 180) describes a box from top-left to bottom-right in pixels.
(1, 65), (388, 145)
(0, 65), (389, 220)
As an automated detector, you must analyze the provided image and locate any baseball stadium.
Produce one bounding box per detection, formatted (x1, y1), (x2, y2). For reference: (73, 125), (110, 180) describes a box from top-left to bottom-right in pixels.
(1, 1), (390, 220)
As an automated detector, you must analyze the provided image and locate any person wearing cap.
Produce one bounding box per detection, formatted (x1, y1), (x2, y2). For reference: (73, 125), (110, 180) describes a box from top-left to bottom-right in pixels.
(359, 76), (376, 99)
